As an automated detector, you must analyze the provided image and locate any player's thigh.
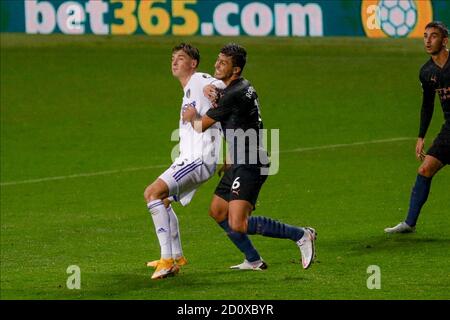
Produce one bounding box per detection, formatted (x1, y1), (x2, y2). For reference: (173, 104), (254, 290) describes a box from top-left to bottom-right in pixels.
(209, 167), (233, 222)
(424, 137), (450, 173)
(159, 158), (205, 197)
(209, 195), (229, 222)
(173, 162), (213, 207)
(228, 200), (253, 233)
(418, 155), (444, 177)
(144, 178), (170, 202)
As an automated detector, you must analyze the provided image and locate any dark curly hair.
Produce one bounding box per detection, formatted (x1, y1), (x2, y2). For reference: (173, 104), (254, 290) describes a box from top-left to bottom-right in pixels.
(220, 43), (247, 75)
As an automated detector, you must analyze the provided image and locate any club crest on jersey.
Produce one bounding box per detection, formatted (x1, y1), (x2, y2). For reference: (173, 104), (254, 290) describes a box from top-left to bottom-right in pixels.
(430, 75), (437, 83)
(182, 101), (196, 112)
(186, 89), (191, 98)
(436, 87), (450, 101)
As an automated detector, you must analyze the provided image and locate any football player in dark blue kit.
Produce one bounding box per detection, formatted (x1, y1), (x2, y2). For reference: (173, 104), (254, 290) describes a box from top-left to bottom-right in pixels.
(385, 22), (450, 233)
(183, 43), (317, 269)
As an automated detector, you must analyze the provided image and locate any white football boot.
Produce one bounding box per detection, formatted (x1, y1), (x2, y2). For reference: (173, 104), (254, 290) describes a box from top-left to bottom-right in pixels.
(296, 227), (317, 269)
(230, 259), (268, 271)
(384, 222), (416, 234)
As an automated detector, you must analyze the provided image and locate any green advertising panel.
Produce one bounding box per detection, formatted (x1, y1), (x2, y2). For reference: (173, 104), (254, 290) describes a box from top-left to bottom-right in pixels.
(0, 0), (449, 37)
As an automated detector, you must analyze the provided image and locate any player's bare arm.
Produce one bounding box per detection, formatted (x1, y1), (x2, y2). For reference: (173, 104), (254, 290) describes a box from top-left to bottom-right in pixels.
(182, 106), (216, 133)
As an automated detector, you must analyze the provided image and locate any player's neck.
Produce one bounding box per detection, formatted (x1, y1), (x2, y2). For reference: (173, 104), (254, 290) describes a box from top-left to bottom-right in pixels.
(223, 75), (240, 87)
(431, 48), (449, 68)
(179, 71), (196, 88)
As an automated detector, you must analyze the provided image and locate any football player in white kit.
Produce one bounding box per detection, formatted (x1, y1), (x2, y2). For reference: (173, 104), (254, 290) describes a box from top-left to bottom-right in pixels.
(144, 43), (222, 280)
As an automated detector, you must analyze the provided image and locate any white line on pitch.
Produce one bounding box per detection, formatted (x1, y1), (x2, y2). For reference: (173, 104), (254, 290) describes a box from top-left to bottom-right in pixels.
(279, 137), (414, 153)
(0, 137), (414, 187)
(0, 165), (167, 186)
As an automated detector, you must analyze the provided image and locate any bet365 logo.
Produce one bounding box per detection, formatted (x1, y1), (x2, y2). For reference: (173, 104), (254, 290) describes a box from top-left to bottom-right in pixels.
(361, 0), (433, 38)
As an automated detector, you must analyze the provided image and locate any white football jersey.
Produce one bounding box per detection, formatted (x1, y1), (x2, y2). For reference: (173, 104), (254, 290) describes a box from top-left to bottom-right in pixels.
(177, 72), (223, 166)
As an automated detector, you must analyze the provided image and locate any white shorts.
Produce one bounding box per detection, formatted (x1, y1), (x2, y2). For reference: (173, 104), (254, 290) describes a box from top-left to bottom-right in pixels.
(159, 157), (216, 206)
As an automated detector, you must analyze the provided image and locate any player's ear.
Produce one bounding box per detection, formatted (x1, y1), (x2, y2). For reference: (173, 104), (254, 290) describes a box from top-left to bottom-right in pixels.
(443, 36), (448, 47)
(233, 66), (241, 76)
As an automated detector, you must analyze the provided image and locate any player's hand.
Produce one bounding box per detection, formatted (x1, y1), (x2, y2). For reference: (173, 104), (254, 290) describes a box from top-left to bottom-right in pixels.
(203, 84), (218, 103)
(182, 105), (197, 123)
(204, 84), (224, 108)
(217, 163), (231, 177)
(415, 138), (425, 161)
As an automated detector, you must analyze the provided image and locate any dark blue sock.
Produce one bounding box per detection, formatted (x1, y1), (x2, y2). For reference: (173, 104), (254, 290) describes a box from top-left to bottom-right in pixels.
(247, 216), (304, 241)
(218, 220), (261, 262)
(405, 174), (432, 227)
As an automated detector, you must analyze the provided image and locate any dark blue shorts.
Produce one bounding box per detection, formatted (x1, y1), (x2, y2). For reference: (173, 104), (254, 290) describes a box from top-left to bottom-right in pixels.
(427, 136), (450, 165)
(214, 165), (268, 208)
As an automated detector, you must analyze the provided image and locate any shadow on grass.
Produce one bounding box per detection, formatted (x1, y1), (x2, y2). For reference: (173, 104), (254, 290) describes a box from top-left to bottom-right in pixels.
(346, 233), (450, 256)
(77, 267), (299, 299)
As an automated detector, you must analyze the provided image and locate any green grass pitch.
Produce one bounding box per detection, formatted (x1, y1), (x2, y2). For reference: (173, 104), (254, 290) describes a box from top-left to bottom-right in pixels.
(1, 34), (449, 300)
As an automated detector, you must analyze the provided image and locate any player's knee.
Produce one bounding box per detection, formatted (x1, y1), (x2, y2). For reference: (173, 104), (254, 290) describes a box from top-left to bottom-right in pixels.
(144, 186), (151, 202)
(229, 219), (247, 234)
(163, 198), (171, 208)
(209, 199), (228, 222)
(209, 208), (224, 222)
(208, 208), (218, 220)
(144, 185), (162, 202)
(418, 165), (434, 178)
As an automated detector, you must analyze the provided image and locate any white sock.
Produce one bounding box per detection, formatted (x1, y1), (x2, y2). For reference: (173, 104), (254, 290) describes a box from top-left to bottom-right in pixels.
(147, 200), (172, 259)
(167, 205), (183, 259)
